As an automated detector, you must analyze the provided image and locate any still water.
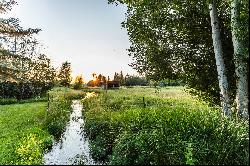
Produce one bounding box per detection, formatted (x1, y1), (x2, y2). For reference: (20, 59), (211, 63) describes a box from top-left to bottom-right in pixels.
(43, 100), (101, 165)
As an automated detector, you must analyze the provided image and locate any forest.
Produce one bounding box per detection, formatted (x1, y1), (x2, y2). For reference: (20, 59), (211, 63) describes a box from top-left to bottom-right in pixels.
(0, 0), (249, 165)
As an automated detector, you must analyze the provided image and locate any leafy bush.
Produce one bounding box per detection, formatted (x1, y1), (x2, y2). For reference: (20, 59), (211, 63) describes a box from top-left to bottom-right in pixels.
(0, 81), (54, 100)
(0, 98), (18, 105)
(82, 87), (249, 165)
(73, 83), (82, 90)
(158, 79), (183, 87)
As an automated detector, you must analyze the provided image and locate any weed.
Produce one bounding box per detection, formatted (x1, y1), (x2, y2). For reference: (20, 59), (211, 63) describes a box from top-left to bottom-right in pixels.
(185, 142), (196, 165)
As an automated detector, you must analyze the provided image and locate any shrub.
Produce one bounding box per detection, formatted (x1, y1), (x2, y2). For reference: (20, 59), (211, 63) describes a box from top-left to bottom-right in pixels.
(0, 97), (47, 105)
(124, 76), (149, 86)
(0, 81), (54, 100)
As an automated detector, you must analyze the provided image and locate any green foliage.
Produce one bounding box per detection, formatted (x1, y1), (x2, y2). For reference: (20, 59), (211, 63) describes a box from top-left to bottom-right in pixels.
(57, 61), (72, 87)
(0, 19), (55, 86)
(15, 133), (43, 164)
(73, 75), (84, 90)
(185, 142), (196, 165)
(0, 102), (52, 164)
(0, 97), (47, 105)
(0, 87), (86, 164)
(82, 87), (249, 165)
(0, 98), (18, 105)
(0, 81), (54, 100)
(108, 0), (242, 107)
(44, 93), (72, 137)
(113, 71), (125, 85)
(124, 75), (149, 86)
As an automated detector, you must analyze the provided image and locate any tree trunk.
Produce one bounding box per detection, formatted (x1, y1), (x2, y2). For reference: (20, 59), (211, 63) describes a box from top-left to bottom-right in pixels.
(209, 1), (231, 117)
(231, 0), (249, 120)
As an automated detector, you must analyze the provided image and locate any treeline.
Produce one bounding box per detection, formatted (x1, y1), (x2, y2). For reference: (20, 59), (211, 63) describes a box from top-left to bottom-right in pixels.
(0, 55), (73, 100)
(0, 81), (54, 100)
(85, 71), (181, 87)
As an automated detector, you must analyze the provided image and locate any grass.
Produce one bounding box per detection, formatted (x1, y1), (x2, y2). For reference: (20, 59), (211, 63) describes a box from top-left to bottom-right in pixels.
(0, 97), (47, 105)
(0, 102), (52, 164)
(82, 86), (249, 165)
(0, 86), (248, 164)
(0, 87), (87, 164)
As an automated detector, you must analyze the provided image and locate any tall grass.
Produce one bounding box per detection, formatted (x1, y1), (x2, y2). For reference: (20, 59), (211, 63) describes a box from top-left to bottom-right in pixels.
(82, 86), (249, 165)
(44, 87), (86, 138)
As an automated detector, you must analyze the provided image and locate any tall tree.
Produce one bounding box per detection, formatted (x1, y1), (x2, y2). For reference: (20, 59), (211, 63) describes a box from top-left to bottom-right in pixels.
(209, 1), (231, 117)
(108, 0), (241, 113)
(29, 54), (56, 84)
(74, 75), (84, 84)
(113, 72), (119, 81)
(58, 61), (72, 87)
(230, 0), (249, 119)
(1, 0), (41, 82)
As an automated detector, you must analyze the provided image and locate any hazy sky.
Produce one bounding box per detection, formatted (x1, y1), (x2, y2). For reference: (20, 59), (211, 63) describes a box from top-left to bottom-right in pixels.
(5, 0), (137, 81)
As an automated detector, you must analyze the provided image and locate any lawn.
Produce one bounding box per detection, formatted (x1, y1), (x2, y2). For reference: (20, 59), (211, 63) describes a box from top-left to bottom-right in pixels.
(0, 102), (51, 164)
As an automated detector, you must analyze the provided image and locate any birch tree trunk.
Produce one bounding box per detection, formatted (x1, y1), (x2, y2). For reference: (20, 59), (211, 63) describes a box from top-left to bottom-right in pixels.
(209, 1), (231, 117)
(231, 0), (249, 120)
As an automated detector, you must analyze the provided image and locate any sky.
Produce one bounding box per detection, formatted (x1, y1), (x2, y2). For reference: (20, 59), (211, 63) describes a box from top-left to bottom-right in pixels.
(4, 0), (137, 82)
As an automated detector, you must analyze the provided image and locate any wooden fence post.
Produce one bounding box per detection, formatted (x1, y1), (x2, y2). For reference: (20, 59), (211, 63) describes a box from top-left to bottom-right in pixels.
(105, 83), (108, 102)
(45, 93), (49, 121)
(143, 97), (146, 108)
(47, 93), (50, 109)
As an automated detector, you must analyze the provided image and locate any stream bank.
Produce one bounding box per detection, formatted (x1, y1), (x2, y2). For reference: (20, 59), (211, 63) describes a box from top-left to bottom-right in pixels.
(43, 100), (101, 165)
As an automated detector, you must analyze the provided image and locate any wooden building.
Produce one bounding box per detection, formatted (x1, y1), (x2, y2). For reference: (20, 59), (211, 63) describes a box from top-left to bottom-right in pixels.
(106, 80), (120, 89)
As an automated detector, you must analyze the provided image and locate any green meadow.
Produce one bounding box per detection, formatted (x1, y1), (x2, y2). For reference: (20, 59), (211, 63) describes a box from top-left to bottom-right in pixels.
(0, 86), (248, 165)
(82, 86), (249, 165)
(0, 102), (51, 164)
(1, 0), (248, 164)
(0, 88), (86, 164)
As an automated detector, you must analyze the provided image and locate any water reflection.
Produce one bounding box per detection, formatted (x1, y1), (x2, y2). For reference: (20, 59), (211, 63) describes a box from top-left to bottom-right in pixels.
(43, 100), (100, 165)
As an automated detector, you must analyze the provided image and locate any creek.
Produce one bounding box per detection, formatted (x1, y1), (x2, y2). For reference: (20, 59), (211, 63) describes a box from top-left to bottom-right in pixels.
(43, 99), (101, 165)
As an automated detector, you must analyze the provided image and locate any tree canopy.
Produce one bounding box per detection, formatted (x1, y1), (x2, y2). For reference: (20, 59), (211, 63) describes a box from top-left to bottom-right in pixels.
(58, 61), (72, 87)
(108, 0), (249, 110)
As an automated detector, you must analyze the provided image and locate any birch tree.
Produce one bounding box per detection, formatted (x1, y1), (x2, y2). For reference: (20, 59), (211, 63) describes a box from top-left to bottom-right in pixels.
(108, 0), (236, 108)
(230, 0), (249, 119)
(209, 1), (231, 117)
